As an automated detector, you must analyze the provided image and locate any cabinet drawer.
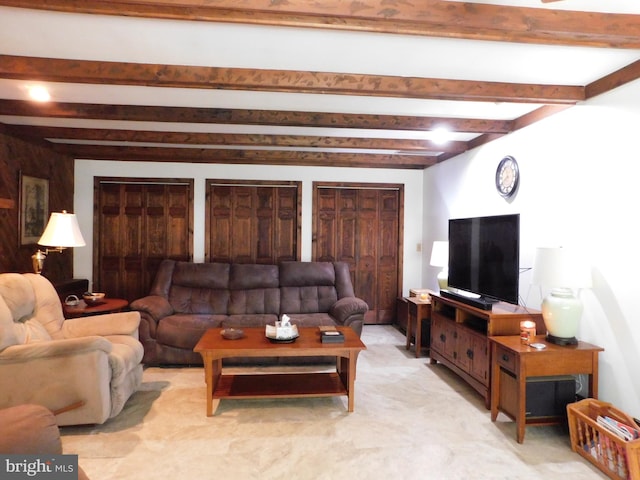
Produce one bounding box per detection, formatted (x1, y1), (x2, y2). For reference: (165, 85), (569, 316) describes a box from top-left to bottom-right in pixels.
(495, 345), (517, 374)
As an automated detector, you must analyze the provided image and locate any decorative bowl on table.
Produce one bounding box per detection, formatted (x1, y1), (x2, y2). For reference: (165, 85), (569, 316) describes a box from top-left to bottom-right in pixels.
(221, 328), (244, 340)
(83, 292), (106, 306)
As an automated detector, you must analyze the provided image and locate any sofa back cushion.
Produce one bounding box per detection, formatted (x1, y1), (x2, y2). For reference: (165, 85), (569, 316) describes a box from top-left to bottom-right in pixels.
(0, 273), (57, 351)
(228, 264), (280, 315)
(168, 262), (230, 314)
(279, 262), (338, 314)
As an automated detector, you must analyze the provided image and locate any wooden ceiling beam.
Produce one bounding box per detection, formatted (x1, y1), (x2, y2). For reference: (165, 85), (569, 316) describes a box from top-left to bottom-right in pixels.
(0, 1), (638, 48)
(51, 144), (437, 169)
(0, 100), (514, 134)
(586, 59), (640, 100)
(6, 125), (468, 154)
(0, 55), (584, 104)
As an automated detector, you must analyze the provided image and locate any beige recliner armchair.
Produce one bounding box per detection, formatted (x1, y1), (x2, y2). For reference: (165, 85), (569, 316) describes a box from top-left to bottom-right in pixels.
(0, 273), (143, 426)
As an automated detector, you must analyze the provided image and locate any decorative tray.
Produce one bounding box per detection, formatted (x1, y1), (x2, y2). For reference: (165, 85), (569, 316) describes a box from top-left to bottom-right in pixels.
(265, 324), (299, 343)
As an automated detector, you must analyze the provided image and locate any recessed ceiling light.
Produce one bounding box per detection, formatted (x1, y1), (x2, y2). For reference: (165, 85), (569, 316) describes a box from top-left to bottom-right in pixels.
(431, 128), (451, 145)
(28, 86), (51, 102)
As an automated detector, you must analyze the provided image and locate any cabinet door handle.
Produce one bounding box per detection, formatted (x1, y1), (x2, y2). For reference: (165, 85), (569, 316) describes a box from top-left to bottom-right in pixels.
(440, 334), (446, 342)
(502, 354), (510, 362)
(467, 349), (474, 359)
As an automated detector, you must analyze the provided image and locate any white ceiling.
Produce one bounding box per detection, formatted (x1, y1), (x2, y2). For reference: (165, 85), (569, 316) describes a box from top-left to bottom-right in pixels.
(0, 2), (639, 167)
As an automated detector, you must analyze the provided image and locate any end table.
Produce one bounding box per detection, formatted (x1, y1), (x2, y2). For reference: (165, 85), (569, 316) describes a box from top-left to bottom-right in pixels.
(63, 298), (129, 318)
(489, 335), (603, 443)
(405, 296), (431, 357)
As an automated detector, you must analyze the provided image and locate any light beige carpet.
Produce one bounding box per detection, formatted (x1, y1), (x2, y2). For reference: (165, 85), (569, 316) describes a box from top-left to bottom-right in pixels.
(61, 326), (605, 479)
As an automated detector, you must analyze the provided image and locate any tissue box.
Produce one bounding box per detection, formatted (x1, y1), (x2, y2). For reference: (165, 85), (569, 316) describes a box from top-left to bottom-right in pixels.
(275, 321), (293, 339)
(265, 323), (299, 340)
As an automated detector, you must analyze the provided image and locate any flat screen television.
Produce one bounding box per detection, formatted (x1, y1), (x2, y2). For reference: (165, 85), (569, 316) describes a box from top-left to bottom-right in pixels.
(447, 213), (520, 306)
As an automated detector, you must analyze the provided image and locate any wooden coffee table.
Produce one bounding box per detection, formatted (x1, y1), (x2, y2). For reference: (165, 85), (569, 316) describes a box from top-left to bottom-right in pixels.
(193, 326), (366, 416)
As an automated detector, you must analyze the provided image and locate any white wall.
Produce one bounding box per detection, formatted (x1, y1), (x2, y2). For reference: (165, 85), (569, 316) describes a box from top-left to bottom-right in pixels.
(73, 163), (424, 295)
(423, 79), (640, 417)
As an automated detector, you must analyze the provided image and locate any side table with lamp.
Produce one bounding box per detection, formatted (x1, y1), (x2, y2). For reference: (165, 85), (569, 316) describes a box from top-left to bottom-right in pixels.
(401, 241), (449, 357)
(489, 247), (603, 443)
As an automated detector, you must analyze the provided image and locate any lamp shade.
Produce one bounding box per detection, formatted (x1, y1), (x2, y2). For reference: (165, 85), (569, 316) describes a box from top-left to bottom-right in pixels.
(532, 246), (591, 345)
(532, 247), (592, 289)
(429, 241), (449, 268)
(430, 241), (449, 290)
(38, 211), (86, 248)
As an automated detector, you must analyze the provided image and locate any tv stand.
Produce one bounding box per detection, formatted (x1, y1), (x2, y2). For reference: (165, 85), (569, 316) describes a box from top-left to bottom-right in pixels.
(440, 290), (497, 311)
(430, 294), (544, 408)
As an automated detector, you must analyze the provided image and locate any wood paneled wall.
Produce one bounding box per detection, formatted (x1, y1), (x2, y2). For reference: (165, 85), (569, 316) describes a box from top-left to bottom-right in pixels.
(0, 127), (75, 281)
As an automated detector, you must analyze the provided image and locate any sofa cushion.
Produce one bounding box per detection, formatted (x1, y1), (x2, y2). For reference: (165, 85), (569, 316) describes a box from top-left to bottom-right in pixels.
(222, 314), (278, 329)
(156, 314), (225, 349)
(228, 289), (280, 315)
(229, 264), (279, 289)
(172, 262), (230, 289)
(280, 286), (338, 314)
(279, 261), (335, 287)
(168, 285), (230, 314)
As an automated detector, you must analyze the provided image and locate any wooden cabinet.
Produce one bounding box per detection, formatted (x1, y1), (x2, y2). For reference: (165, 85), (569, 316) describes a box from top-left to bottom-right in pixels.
(430, 294), (544, 408)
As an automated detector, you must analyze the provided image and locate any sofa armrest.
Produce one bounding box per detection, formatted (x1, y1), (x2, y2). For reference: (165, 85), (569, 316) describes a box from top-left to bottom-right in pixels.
(329, 297), (369, 326)
(0, 337), (112, 362)
(130, 295), (174, 323)
(62, 311), (141, 339)
(0, 404), (62, 454)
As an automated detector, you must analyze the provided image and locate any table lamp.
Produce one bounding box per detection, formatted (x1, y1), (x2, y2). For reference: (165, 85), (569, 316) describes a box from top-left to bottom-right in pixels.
(32, 210), (86, 274)
(532, 247), (592, 345)
(430, 241), (449, 291)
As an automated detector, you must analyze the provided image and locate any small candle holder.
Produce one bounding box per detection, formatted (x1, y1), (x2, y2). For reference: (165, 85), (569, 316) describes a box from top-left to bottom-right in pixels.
(520, 320), (536, 345)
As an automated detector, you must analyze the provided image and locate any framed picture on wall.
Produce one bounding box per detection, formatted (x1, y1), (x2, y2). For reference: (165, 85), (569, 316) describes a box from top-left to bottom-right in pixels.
(19, 173), (49, 245)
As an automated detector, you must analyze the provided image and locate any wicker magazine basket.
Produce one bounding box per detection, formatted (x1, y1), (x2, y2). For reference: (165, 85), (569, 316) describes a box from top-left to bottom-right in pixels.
(567, 398), (640, 480)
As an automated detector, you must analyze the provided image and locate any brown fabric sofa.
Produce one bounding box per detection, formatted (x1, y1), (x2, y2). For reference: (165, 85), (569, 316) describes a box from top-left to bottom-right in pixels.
(130, 260), (368, 365)
(0, 404), (90, 480)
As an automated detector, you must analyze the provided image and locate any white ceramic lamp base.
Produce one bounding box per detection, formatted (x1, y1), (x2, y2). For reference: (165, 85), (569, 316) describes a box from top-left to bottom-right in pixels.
(437, 268), (448, 291)
(541, 287), (582, 345)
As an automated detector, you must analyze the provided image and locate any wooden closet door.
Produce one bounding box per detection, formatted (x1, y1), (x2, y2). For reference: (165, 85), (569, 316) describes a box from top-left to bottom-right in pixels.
(206, 180), (301, 264)
(313, 183), (403, 324)
(94, 178), (193, 302)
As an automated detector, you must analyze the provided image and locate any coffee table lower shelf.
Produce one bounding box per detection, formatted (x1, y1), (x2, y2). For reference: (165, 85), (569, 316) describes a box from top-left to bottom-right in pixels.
(213, 372), (348, 399)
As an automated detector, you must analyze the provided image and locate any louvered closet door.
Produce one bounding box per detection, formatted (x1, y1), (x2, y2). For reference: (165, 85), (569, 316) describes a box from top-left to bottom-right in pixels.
(206, 180), (301, 264)
(313, 183), (403, 324)
(94, 178), (193, 302)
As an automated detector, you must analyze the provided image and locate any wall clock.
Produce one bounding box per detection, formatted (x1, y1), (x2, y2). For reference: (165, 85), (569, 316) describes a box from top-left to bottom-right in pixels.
(495, 155), (519, 198)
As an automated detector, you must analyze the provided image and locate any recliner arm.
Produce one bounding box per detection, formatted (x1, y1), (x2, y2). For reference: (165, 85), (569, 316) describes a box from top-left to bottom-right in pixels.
(62, 311), (140, 339)
(0, 336), (112, 362)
